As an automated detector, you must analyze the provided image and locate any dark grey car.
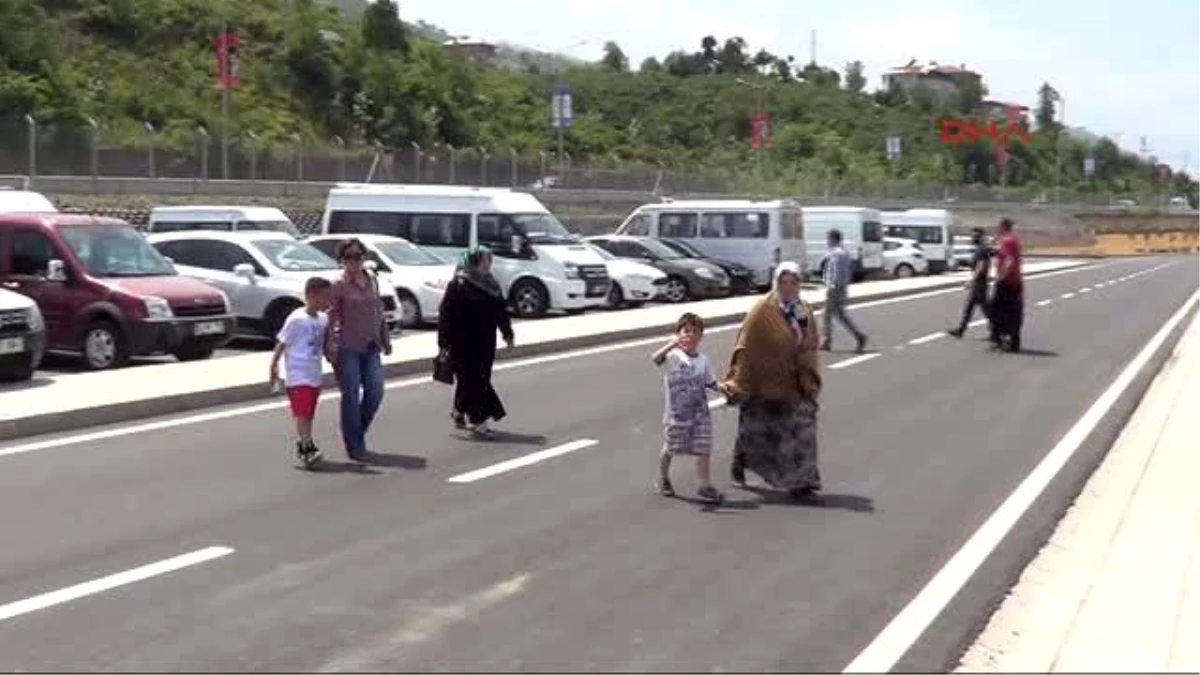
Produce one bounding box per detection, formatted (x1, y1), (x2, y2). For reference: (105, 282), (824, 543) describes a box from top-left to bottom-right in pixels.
(584, 235), (731, 303)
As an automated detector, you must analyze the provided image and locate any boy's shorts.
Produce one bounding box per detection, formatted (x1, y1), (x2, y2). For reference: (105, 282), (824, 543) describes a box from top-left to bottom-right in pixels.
(287, 386), (320, 420)
(662, 415), (714, 456)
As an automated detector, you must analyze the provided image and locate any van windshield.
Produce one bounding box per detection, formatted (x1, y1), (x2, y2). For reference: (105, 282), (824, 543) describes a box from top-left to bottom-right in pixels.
(60, 225), (176, 277)
(508, 213), (577, 245)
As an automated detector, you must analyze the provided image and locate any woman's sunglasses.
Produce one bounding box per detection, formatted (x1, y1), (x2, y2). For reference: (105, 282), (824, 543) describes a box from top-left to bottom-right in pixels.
(341, 251), (364, 261)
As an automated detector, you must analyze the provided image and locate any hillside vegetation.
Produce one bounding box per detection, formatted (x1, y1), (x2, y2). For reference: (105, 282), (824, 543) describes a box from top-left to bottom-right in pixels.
(1, 0), (1195, 204)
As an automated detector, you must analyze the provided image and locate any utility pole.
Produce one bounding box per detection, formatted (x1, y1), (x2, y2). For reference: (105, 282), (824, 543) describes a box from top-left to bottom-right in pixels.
(810, 29), (817, 65)
(220, 22), (231, 180)
(1054, 95), (1065, 211)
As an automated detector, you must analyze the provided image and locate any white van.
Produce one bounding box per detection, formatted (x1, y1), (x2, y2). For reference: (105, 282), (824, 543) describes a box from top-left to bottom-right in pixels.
(800, 206), (885, 281)
(320, 184), (611, 318)
(0, 189), (56, 213)
(614, 199), (806, 289)
(147, 206), (302, 238)
(881, 208), (957, 274)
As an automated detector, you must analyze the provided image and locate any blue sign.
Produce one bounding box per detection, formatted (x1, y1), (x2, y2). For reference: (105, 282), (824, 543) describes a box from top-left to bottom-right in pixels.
(551, 85), (573, 129)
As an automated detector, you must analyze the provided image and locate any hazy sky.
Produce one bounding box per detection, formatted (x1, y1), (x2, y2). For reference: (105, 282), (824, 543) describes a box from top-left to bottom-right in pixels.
(401, 0), (1200, 177)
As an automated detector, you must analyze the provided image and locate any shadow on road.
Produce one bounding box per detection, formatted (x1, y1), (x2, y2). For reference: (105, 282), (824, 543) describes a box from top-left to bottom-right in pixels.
(294, 460), (382, 475)
(741, 486), (876, 513)
(361, 451), (427, 470)
(0, 376), (54, 392)
(1013, 348), (1059, 358)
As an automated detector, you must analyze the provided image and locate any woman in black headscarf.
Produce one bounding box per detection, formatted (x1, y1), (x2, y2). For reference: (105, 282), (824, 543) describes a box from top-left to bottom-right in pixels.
(437, 245), (515, 437)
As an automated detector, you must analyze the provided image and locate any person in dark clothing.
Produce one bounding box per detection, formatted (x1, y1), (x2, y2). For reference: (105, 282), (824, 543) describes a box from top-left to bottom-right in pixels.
(948, 227), (993, 339)
(437, 245), (515, 438)
(989, 217), (1025, 352)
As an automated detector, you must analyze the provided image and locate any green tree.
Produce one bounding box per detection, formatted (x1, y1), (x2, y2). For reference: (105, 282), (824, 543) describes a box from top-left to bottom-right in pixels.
(1035, 82), (1059, 132)
(843, 61), (866, 94)
(361, 0), (407, 53)
(600, 41), (629, 72)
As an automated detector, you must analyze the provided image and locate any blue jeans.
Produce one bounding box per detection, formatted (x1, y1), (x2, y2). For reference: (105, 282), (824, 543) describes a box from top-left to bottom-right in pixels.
(335, 344), (385, 454)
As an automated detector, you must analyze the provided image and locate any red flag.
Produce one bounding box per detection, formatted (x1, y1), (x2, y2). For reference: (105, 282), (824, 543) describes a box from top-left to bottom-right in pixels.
(751, 113), (771, 150)
(214, 31), (241, 91)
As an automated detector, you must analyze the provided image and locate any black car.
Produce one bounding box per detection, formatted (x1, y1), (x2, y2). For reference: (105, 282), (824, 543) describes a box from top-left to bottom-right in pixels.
(656, 238), (756, 294)
(584, 235), (731, 303)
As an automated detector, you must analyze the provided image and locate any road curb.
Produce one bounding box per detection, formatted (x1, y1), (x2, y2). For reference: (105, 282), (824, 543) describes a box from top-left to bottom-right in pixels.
(0, 267), (1083, 443)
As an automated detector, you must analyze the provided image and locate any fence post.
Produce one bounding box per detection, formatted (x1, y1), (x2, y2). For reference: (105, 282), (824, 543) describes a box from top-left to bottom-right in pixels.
(246, 132), (259, 181)
(412, 141), (421, 182)
(479, 147), (487, 186)
(144, 122), (157, 179)
(24, 115), (36, 181)
(198, 126), (210, 181)
(539, 151), (548, 181)
(564, 152), (572, 187)
(510, 148), (518, 187)
(448, 145), (456, 184)
(333, 136), (346, 182)
(86, 117), (99, 189)
(292, 134), (304, 182)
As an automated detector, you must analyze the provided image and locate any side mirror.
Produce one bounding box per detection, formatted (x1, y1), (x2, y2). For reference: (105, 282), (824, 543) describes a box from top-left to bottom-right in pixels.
(233, 263), (256, 281)
(46, 259), (68, 283)
(364, 259), (378, 272)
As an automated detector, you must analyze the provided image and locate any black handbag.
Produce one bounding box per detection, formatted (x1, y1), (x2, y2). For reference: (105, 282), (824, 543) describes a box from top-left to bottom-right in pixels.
(432, 350), (454, 385)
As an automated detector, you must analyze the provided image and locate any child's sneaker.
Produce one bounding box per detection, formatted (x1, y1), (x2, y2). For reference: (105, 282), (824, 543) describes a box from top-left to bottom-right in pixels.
(655, 476), (676, 497)
(295, 441), (308, 465)
(697, 484), (724, 504)
(302, 440), (322, 469)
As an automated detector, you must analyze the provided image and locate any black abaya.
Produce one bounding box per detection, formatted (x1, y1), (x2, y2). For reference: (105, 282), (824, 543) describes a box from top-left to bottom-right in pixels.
(437, 277), (514, 425)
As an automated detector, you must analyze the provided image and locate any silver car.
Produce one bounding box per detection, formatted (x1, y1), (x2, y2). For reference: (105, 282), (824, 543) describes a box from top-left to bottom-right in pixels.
(147, 231), (400, 339)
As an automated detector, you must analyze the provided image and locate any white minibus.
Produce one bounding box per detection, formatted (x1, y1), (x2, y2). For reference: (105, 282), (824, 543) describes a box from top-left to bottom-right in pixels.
(881, 208), (957, 274)
(614, 199), (806, 289)
(800, 206), (885, 281)
(320, 184), (611, 318)
(147, 206), (302, 238)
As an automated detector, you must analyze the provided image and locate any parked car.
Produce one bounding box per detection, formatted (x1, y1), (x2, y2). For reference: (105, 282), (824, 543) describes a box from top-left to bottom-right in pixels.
(882, 236), (929, 278)
(0, 214), (235, 370)
(583, 235), (730, 303)
(0, 287), (46, 381)
(655, 238), (756, 294)
(584, 243), (668, 308)
(0, 189), (57, 214)
(147, 231), (401, 339)
(306, 234), (453, 328)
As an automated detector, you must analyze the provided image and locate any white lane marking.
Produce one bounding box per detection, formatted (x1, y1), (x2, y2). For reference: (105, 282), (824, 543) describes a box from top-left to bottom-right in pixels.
(968, 319), (988, 328)
(1079, 287), (1092, 294)
(1036, 299), (1053, 307)
(0, 546), (234, 622)
(707, 398), (727, 410)
(447, 439), (599, 483)
(319, 573), (531, 672)
(1061, 292), (1076, 299)
(829, 353), (881, 370)
(908, 332), (947, 346)
(842, 289), (1200, 673)
(0, 263), (1108, 459)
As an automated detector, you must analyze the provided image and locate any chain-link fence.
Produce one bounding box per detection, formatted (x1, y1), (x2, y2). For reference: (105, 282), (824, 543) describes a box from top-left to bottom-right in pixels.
(0, 117), (1169, 207)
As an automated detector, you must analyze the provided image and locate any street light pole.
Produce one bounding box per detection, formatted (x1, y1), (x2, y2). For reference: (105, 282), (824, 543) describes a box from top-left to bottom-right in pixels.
(1054, 95), (1065, 211)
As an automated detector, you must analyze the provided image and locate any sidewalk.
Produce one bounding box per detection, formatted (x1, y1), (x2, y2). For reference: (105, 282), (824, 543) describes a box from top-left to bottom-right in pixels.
(957, 312), (1200, 673)
(0, 259), (1087, 442)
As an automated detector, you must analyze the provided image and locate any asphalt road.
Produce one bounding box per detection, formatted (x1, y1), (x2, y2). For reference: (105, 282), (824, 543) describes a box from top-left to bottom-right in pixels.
(0, 256), (1194, 672)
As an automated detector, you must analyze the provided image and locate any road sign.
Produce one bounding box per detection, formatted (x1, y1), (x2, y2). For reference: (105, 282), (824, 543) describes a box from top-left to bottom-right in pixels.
(551, 85), (573, 129)
(885, 135), (902, 161)
(1084, 156), (1096, 177)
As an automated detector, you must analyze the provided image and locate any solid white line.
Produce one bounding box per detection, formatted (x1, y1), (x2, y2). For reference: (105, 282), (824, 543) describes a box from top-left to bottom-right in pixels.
(908, 332), (947, 346)
(1080, 287), (1092, 294)
(0, 546), (234, 622)
(829, 353), (881, 370)
(0, 263), (1105, 460)
(968, 319), (988, 328)
(1036, 299), (1053, 307)
(446, 439), (599, 483)
(1061, 292), (1076, 299)
(841, 289), (1199, 673)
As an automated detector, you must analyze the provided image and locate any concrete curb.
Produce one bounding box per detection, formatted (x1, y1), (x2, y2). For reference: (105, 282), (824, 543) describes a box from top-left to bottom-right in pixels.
(0, 267), (1080, 442)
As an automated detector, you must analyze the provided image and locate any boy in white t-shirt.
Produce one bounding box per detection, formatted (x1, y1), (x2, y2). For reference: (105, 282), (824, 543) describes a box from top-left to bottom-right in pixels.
(269, 277), (332, 469)
(650, 312), (724, 504)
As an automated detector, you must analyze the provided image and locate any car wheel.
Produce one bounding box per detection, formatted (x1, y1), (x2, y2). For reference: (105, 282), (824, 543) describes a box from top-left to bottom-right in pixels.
(606, 282), (624, 308)
(895, 263), (915, 278)
(663, 276), (690, 303)
(510, 279), (549, 318)
(265, 299), (303, 339)
(172, 344), (216, 362)
(82, 320), (128, 370)
(396, 290), (422, 328)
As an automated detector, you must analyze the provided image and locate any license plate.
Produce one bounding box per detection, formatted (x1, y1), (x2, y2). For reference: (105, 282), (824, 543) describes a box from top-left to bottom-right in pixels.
(585, 282), (608, 297)
(194, 321), (226, 336)
(0, 336), (25, 355)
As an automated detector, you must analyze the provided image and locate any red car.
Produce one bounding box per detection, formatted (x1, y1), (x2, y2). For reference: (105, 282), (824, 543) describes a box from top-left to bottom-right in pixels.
(0, 213), (236, 370)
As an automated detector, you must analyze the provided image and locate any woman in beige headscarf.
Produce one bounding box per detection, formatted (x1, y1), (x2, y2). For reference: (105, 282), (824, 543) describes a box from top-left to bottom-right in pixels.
(719, 261), (823, 499)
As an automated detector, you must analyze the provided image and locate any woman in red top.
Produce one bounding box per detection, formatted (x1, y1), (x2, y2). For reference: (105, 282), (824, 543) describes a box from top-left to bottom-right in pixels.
(990, 217), (1024, 352)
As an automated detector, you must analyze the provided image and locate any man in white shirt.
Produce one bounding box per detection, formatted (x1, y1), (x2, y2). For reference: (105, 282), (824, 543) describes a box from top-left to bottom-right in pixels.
(821, 229), (868, 353)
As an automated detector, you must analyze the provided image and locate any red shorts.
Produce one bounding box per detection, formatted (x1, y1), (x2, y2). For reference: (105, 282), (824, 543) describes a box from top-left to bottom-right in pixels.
(286, 386), (320, 420)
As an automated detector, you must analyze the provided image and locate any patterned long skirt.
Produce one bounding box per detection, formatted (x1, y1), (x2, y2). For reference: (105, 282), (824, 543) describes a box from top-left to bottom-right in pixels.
(733, 398), (821, 492)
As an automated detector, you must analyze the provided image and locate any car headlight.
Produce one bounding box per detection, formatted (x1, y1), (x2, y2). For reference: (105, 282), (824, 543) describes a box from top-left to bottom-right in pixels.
(564, 264), (581, 280)
(142, 296), (174, 319)
(695, 267), (716, 279)
(23, 305), (44, 332)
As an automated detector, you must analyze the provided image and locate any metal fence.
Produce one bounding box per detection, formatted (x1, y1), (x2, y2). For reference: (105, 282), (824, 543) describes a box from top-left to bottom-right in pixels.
(0, 118), (1166, 208)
